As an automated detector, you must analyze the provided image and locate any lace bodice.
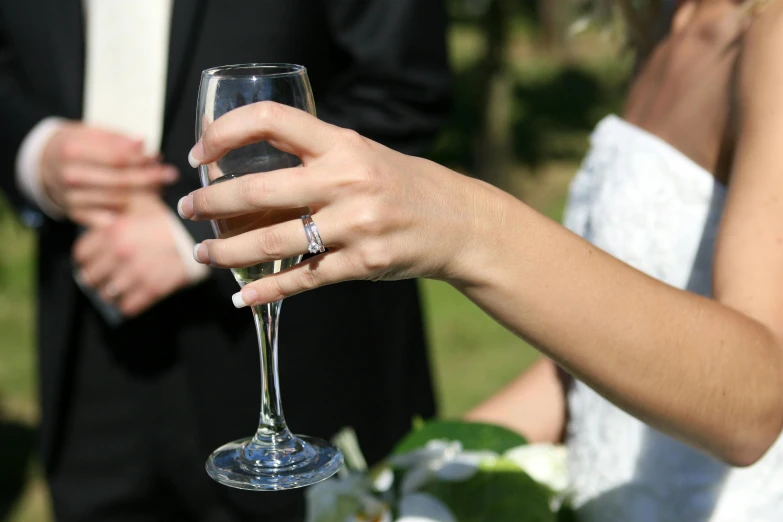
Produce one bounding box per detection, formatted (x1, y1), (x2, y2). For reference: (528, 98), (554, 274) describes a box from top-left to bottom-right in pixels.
(562, 115), (783, 522)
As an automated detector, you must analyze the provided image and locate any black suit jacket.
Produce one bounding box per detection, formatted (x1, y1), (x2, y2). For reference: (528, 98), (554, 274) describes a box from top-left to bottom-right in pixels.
(0, 0), (450, 502)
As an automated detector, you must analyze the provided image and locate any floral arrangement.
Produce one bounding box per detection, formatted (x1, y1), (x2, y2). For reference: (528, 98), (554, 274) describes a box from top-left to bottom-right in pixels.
(305, 420), (574, 522)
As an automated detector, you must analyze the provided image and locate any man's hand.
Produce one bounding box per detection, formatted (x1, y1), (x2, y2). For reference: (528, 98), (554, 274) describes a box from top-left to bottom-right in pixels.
(41, 123), (178, 226)
(73, 196), (192, 318)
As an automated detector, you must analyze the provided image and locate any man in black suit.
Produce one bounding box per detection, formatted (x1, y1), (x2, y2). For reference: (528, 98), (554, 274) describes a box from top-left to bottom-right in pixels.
(0, 1), (450, 520)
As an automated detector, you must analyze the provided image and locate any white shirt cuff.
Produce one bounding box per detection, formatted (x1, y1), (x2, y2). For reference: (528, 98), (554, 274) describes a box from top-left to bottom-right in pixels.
(15, 117), (68, 220)
(166, 210), (210, 284)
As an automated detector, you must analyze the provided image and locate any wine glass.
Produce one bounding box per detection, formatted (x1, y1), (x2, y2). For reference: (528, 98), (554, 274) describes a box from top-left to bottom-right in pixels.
(196, 64), (343, 491)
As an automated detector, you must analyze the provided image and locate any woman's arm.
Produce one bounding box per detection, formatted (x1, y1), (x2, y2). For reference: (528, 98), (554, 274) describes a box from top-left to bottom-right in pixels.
(453, 6), (783, 465)
(179, 4), (783, 466)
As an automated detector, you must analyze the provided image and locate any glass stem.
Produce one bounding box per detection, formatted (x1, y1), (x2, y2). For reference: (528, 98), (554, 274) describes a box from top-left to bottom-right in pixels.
(250, 300), (293, 447)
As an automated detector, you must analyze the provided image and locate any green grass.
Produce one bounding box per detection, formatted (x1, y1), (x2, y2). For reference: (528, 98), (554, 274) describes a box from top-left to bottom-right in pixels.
(0, 202), (48, 522)
(422, 280), (540, 419)
(0, 206), (37, 419)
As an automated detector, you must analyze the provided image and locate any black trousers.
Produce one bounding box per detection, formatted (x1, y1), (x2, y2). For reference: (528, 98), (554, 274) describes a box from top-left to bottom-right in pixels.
(47, 305), (305, 522)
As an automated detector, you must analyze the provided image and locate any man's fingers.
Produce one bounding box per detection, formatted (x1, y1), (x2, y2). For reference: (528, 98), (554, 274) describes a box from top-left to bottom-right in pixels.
(64, 189), (136, 210)
(62, 163), (179, 189)
(72, 229), (104, 267)
(77, 250), (116, 291)
(62, 127), (152, 167)
(101, 267), (139, 307)
(70, 209), (118, 228)
(117, 289), (151, 318)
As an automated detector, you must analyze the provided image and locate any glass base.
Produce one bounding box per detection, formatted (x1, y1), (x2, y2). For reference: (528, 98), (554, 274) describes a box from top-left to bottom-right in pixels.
(205, 434), (343, 491)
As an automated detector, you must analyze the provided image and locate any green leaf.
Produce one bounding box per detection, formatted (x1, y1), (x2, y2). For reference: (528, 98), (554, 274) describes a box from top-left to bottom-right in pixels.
(421, 458), (555, 522)
(394, 420), (527, 455)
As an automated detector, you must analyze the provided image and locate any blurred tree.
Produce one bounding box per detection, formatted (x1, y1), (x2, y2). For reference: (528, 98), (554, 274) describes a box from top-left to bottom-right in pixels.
(576, 0), (670, 62)
(474, 0), (514, 189)
(538, 0), (566, 51)
(438, 0), (635, 189)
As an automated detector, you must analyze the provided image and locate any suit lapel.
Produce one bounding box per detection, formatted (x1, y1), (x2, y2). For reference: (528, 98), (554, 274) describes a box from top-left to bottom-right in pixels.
(45, 0), (85, 117)
(165, 0), (206, 125)
(37, 0), (83, 468)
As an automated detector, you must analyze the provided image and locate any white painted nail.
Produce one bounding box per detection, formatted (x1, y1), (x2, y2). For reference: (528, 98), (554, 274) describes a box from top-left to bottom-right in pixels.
(232, 291), (249, 309)
(193, 243), (202, 263)
(177, 197), (186, 218)
(188, 150), (201, 168)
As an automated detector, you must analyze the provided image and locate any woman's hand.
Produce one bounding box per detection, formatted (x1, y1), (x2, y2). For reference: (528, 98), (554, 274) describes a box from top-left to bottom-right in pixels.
(178, 101), (496, 307)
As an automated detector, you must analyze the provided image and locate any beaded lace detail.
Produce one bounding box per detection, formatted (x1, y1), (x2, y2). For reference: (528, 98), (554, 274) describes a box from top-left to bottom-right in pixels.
(562, 116), (783, 522)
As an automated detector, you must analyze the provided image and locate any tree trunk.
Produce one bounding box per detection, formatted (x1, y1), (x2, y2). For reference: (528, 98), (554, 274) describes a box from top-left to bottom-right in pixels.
(538, 0), (562, 52)
(473, 0), (512, 190)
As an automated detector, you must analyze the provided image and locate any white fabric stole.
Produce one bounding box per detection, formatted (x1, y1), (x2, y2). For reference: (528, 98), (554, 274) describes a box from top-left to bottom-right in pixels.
(82, 0), (174, 155)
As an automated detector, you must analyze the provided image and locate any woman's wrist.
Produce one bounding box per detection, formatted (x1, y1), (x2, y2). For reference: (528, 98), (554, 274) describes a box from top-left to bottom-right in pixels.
(439, 176), (519, 291)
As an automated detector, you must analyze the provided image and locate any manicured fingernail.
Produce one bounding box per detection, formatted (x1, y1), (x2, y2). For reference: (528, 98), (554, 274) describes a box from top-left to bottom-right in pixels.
(177, 195), (194, 219)
(232, 287), (259, 308)
(188, 141), (204, 168)
(193, 243), (208, 263)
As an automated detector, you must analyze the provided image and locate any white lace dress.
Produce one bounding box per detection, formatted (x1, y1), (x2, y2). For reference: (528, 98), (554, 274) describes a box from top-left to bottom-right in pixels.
(562, 115), (783, 522)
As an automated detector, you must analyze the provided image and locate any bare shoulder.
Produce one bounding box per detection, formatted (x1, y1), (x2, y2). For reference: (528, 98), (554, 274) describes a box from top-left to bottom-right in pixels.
(733, 1), (783, 119)
(742, 0), (783, 72)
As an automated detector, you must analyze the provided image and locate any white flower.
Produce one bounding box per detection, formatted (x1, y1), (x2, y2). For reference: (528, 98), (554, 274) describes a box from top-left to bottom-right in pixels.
(397, 493), (457, 522)
(392, 440), (460, 495)
(503, 444), (568, 493)
(389, 440), (457, 469)
(434, 450), (497, 482)
(305, 474), (374, 522)
(393, 440), (498, 495)
(372, 467), (394, 493)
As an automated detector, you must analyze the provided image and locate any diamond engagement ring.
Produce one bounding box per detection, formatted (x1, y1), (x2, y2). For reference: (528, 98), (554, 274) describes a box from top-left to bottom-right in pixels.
(301, 214), (326, 254)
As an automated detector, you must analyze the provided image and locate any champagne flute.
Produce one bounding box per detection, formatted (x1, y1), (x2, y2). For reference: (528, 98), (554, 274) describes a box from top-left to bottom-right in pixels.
(196, 64), (343, 491)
